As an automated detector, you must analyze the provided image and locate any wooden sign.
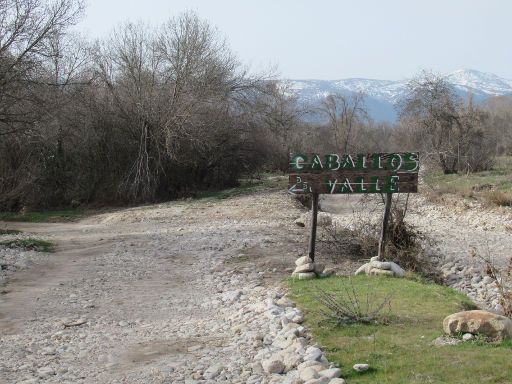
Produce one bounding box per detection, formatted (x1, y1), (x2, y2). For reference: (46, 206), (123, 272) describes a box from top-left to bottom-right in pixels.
(288, 152), (419, 195)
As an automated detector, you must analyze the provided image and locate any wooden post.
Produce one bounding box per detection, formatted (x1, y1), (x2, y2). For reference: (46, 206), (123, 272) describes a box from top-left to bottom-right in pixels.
(378, 193), (392, 259)
(308, 193), (319, 262)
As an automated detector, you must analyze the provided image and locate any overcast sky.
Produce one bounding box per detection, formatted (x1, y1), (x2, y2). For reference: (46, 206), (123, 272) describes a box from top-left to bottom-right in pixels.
(77, 0), (512, 81)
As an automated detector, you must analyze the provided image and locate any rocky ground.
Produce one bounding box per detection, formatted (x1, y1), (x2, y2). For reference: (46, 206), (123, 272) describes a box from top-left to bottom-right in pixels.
(1, 188), (512, 383)
(0, 191), (350, 384)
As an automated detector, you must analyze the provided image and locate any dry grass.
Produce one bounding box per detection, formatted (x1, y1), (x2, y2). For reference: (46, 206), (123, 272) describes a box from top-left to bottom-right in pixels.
(485, 190), (512, 207)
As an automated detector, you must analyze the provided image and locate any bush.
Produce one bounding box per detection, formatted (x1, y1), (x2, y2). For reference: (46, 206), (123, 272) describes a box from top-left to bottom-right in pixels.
(315, 278), (392, 325)
(318, 194), (440, 281)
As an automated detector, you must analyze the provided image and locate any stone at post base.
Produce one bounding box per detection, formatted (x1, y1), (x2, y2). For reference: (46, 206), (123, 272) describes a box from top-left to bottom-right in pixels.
(296, 272), (316, 280)
(294, 263), (315, 273)
(295, 256), (313, 266)
(292, 255), (320, 279)
(369, 268), (394, 276)
(355, 256), (405, 277)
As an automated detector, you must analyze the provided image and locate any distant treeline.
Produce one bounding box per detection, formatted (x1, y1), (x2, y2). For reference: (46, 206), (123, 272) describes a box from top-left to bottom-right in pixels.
(1, 0), (511, 211)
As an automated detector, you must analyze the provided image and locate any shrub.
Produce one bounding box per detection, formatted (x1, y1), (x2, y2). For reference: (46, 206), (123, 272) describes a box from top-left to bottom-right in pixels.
(316, 278), (392, 325)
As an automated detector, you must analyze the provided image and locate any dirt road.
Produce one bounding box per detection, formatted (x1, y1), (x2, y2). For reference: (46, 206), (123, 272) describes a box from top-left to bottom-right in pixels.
(0, 191), (310, 383)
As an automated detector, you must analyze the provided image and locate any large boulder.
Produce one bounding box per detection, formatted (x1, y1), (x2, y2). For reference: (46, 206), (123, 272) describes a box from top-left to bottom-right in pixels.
(443, 310), (512, 340)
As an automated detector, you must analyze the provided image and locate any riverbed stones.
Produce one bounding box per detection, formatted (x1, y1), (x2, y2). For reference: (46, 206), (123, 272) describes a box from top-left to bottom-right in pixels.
(0, 192), (341, 384)
(319, 367), (342, 378)
(262, 358), (285, 374)
(37, 366), (56, 378)
(443, 310), (512, 340)
(329, 379), (347, 384)
(299, 367), (320, 381)
(203, 364), (224, 379)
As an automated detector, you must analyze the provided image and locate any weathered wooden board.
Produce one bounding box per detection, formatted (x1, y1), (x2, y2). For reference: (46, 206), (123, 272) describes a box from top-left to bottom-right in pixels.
(288, 152), (419, 194)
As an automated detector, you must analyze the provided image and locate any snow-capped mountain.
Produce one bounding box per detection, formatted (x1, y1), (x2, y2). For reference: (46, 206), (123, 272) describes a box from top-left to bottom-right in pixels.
(288, 69), (512, 122)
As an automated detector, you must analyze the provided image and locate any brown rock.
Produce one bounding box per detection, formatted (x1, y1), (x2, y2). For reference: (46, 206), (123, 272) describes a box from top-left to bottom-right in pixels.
(443, 310), (512, 340)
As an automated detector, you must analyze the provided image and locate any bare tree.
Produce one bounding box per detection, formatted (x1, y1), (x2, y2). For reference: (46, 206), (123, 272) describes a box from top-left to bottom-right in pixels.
(399, 71), (496, 173)
(399, 71), (462, 173)
(0, 0), (84, 136)
(319, 92), (367, 152)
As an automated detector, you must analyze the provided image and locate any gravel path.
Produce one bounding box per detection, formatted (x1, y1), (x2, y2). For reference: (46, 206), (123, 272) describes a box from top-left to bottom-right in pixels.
(1, 191), (337, 384)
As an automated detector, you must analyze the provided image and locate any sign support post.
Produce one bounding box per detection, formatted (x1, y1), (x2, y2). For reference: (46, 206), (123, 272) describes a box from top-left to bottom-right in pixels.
(308, 193), (319, 262)
(378, 193), (393, 258)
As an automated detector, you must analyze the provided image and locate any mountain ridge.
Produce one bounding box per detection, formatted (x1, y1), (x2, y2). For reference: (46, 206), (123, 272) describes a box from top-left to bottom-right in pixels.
(287, 69), (512, 122)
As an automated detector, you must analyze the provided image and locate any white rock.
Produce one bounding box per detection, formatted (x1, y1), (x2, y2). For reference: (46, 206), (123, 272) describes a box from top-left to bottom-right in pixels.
(297, 272), (316, 280)
(304, 377), (330, 384)
(37, 366), (55, 378)
(353, 363), (369, 372)
(295, 256), (313, 266)
(299, 367), (320, 381)
(321, 267), (335, 277)
(355, 263), (370, 275)
(41, 346), (56, 355)
(204, 364), (224, 379)
(462, 333), (475, 341)
(294, 263), (315, 273)
(304, 346), (323, 361)
(318, 367), (342, 378)
(329, 379), (347, 384)
(277, 297), (295, 307)
(262, 359), (285, 374)
(297, 360), (328, 371)
(389, 262), (405, 277)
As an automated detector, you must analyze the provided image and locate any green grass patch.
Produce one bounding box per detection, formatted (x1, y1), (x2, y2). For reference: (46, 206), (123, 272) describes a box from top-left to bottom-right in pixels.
(289, 275), (512, 384)
(0, 209), (85, 223)
(197, 174), (288, 201)
(0, 228), (22, 235)
(0, 238), (54, 252)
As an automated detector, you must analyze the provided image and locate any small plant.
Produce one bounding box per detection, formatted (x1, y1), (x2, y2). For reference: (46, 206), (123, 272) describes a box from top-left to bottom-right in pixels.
(316, 278), (392, 325)
(0, 238), (54, 252)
